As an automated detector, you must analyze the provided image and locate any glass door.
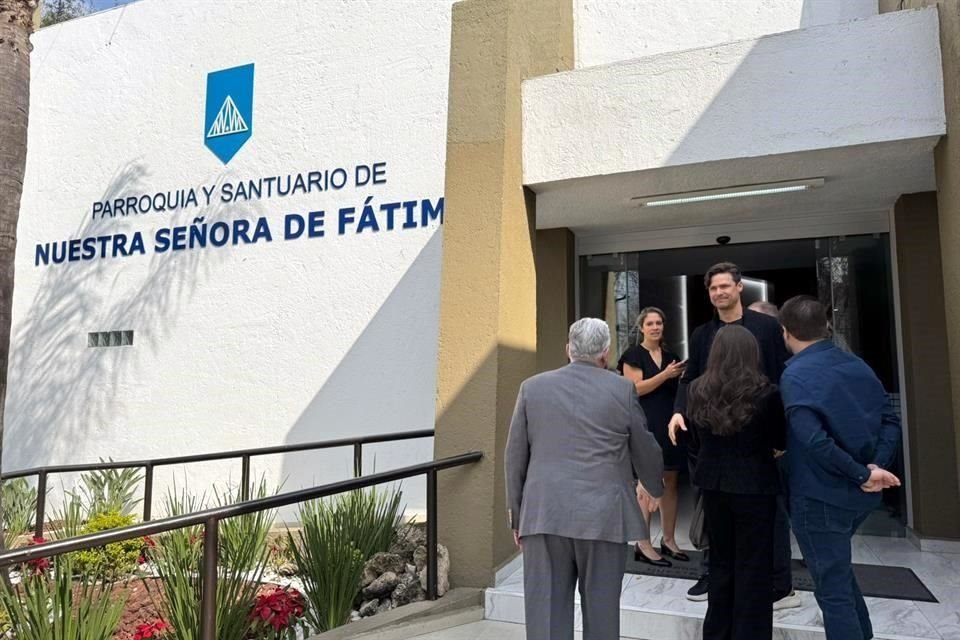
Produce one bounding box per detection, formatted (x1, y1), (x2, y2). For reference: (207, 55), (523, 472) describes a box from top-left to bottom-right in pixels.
(579, 233), (906, 534)
(815, 235), (905, 534)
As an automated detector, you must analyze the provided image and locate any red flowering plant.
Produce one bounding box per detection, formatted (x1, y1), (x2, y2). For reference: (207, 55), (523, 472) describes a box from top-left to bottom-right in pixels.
(133, 619), (172, 640)
(138, 535), (157, 565)
(247, 587), (310, 639)
(23, 536), (52, 575)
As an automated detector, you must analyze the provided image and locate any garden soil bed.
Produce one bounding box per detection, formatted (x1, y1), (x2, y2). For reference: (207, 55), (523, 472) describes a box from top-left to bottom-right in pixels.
(90, 578), (282, 639)
(111, 579), (164, 640)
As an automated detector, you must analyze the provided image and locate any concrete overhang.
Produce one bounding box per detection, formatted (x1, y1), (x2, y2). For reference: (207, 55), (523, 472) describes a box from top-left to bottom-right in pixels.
(522, 8), (945, 235)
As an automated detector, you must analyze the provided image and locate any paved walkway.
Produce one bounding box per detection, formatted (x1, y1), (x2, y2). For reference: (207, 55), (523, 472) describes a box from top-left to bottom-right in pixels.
(406, 620), (547, 639)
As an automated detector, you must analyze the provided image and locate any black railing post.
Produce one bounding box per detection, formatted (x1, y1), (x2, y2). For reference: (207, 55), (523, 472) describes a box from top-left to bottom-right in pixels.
(240, 455), (251, 501)
(426, 469), (438, 600)
(353, 443), (363, 478)
(200, 517), (219, 640)
(143, 464), (154, 521)
(34, 472), (48, 539)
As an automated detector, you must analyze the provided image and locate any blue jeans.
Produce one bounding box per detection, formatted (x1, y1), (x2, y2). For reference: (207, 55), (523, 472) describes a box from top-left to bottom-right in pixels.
(790, 496), (873, 640)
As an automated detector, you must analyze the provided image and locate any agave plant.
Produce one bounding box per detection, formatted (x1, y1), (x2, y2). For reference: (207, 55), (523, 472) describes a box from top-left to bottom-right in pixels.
(0, 554), (126, 640)
(78, 460), (144, 517)
(291, 484), (404, 632)
(214, 476), (277, 572)
(144, 485), (271, 640)
(1, 478), (37, 548)
(51, 488), (87, 540)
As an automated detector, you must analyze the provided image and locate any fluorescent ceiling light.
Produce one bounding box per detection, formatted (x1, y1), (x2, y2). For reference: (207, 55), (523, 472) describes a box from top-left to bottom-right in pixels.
(632, 178), (825, 207)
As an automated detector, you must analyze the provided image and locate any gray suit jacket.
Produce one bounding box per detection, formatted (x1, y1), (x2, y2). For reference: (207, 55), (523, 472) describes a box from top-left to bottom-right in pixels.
(504, 360), (664, 544)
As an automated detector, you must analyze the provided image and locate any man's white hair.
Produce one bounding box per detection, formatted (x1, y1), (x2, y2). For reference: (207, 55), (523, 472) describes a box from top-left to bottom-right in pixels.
(568, 318), (611, 362)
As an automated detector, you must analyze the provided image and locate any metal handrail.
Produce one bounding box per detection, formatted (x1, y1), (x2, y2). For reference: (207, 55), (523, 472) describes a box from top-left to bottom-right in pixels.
(0, 429), (435, 537)
(0, 451), (483, 640)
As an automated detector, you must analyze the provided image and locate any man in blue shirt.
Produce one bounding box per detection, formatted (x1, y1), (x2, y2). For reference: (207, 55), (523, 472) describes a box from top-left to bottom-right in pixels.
(779, 296), (902, 640)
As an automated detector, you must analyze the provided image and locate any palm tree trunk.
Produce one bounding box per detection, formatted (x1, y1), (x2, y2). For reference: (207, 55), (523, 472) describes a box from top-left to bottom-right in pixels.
(0, 0), (38, 554)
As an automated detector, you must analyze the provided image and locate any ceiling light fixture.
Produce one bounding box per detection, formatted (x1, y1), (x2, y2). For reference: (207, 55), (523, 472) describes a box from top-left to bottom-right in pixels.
(632, 178), (825, 207)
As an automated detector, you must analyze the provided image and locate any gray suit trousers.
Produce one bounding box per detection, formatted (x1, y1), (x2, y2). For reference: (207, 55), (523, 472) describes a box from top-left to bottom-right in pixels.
(522, 534), (626, 640)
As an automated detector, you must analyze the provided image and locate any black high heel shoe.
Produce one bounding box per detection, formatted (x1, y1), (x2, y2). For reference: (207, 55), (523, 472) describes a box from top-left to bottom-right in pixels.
(660, 542), (691, 562)
(635, 543), (672, 567)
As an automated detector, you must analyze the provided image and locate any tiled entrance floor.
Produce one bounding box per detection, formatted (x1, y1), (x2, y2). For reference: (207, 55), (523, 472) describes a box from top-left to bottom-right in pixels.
(485, 535), (960, 639)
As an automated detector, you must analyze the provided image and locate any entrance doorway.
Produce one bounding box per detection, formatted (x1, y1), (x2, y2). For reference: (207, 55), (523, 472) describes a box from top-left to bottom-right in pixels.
(578, 233), (906, 535)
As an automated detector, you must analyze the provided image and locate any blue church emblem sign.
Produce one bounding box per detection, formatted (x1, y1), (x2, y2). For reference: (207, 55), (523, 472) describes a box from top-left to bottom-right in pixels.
(204, 64), (254, 164)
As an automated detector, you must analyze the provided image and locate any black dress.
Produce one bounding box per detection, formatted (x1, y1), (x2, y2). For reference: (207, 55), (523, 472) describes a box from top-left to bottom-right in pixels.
(617, 345), (686, 471)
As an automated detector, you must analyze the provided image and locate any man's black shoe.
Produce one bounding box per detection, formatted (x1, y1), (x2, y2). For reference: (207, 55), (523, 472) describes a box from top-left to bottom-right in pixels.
(686, 574), (709, 602)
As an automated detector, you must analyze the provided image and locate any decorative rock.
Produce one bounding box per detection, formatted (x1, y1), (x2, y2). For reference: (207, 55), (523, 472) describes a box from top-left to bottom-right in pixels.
(276, 561), (298, 577)
(413, 545), (427, 572)
(360, 566), (378, 589)
(391, 579), (425, 607)
(363, 571), (400, 598)
(408, 526), (427, 547)
(390, 525), (427, 562)
(417, 544), (450, 597)
(364, 552), (406, 576)
(355, 530), (450, 620)
(353, 589), (369, 613)
(359, 600), (379, 618)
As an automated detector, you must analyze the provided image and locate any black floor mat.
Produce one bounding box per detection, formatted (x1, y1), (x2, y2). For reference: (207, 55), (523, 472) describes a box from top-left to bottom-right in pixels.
(625, 549), (938, 603)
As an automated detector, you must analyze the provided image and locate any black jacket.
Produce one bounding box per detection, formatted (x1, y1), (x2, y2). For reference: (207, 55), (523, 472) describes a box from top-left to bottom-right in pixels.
(690, 387), (786, 495)
(674, 308), (789, 414)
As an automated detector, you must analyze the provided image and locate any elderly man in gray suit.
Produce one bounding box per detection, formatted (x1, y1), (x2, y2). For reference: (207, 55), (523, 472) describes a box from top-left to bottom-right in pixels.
(505, 317), (665, 640)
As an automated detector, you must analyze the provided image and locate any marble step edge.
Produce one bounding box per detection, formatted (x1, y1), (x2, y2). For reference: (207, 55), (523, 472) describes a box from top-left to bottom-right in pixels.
(484, 588), (939, 640)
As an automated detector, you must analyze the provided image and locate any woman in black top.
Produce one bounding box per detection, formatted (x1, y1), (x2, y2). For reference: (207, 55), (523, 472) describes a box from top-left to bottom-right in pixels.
(687, 325), (786, 640)
(618, 307), (689, 566)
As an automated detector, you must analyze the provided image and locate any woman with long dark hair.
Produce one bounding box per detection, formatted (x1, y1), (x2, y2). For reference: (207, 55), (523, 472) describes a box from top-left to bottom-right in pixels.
(687, 325), (785, 640)
(618, 307), (689, 566)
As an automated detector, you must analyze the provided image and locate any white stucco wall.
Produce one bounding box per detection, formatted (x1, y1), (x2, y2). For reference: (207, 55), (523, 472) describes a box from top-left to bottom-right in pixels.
(6, 0), (455, 519)
(575, 0), (877, 69)
(524, 8), (945, 186)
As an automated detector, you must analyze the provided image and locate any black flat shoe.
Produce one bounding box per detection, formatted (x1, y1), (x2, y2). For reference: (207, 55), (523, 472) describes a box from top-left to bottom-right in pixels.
(635, 544), (672, 567)
(660, 543), (691, 562)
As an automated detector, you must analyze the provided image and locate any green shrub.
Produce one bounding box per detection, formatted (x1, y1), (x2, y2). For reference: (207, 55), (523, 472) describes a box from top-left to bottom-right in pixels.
(1, 478), (37, 548)
(51, 489), (87, 540)
(78, 461), (144, 517)
(215, 477), (277, 572)
(266, 533), (297, 574)
(0, 605), (11, 636)
(0, 555), (126, 640)
(72, 511), (142, 579)
(292, 485), (404, 632)
(144, 487), (270, 640)
(338, 484), (404, 559)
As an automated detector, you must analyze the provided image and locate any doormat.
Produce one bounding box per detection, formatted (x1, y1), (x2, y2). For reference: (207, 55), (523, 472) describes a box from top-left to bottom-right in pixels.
(625, 549), (938, 603)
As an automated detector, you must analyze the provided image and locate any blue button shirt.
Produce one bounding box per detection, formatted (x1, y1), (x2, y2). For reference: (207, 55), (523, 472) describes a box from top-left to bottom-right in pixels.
(780, 340), (901, 511)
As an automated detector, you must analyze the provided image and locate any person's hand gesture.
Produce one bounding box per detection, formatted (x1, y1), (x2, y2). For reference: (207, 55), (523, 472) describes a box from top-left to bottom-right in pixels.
(668, 413), (687, 445)
(662, 361), (686, 380)
(513, 529), (523, 550)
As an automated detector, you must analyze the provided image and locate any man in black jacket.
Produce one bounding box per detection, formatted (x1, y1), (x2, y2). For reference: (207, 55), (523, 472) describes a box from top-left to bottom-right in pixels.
(667, 262), (797, 608)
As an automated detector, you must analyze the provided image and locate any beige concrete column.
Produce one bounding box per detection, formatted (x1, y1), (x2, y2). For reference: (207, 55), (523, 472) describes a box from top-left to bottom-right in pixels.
(434, 0), (574, 588)
(536, 228), (576, 373)
(883, 0), (960, 539)
(894, 193), (960, 538)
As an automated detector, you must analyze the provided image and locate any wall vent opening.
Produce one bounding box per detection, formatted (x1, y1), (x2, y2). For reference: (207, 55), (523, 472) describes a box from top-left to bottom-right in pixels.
(88, 330), (134, 348)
